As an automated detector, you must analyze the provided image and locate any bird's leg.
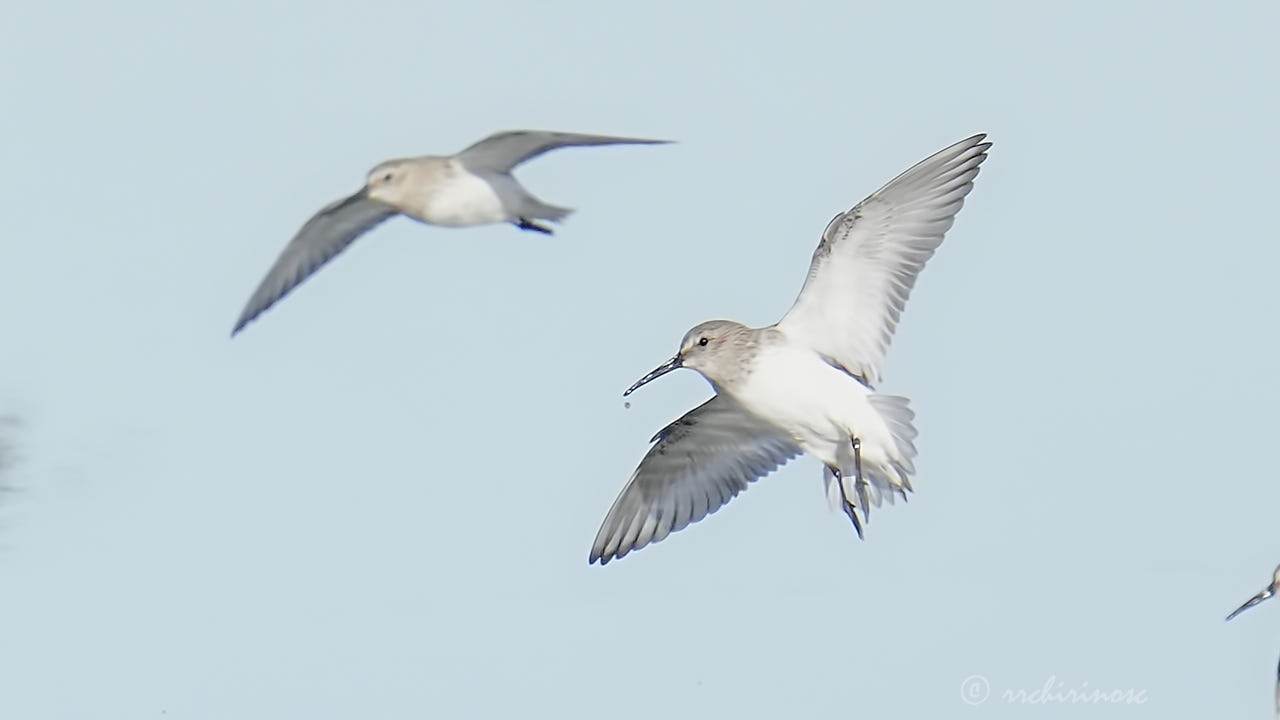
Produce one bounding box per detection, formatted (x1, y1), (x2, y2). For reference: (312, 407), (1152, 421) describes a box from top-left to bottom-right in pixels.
(853, 437), (871, 523)
(515, 218), (554, 235)
(830, 465), (864, 539)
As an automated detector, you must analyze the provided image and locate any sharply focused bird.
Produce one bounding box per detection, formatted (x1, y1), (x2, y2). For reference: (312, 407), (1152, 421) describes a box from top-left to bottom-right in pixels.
(590, 133), (991, 565)
(231, 130), (669, 336)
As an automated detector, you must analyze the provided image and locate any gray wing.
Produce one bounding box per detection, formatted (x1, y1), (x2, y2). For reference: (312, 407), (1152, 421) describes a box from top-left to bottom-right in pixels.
(231, 190), (398, 336)
(590, 395), (801, 565)
(776, 134), (991, 385)
(1226, 582), (1276, 621)
(454, 130), (670, 175)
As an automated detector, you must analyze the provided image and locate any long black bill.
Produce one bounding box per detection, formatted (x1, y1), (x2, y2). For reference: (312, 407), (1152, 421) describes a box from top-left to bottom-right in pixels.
(1226, 587), (1275, 622)
(624, 355), (682, 396)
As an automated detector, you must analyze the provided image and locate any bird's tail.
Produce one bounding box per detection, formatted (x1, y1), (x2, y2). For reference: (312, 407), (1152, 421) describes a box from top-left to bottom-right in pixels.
(496, 176), (575, 225)
(529, 199), (574, 223)
(824, 394), (919, 518)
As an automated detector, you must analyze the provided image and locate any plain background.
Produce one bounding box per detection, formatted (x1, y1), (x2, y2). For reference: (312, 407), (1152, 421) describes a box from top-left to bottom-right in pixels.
(2, 0), (1278, 717)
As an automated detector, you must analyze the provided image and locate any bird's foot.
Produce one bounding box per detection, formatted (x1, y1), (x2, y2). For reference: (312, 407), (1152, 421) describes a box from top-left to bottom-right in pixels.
(515, 218), (554, 235)
(831, 466), (865, 539)
(852, 437), (871, 523)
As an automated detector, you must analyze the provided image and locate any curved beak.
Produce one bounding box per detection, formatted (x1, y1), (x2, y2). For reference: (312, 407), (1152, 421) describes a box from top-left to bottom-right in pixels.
(1227, 585), (1276, 621)
(624, 355), (682, 396)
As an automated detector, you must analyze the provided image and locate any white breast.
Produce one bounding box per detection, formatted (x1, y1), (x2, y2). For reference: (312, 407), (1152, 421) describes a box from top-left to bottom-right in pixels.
(419, 163), (508, 227)
(734, 344), (887, 467)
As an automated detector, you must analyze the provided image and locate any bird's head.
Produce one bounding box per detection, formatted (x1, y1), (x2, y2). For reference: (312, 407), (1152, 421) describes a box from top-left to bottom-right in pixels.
(364, 160), (413, 206)
(624, 320), (756, 395)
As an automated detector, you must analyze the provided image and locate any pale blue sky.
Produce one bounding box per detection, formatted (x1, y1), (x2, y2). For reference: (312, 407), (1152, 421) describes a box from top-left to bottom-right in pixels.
(2, 0), (1279, 717)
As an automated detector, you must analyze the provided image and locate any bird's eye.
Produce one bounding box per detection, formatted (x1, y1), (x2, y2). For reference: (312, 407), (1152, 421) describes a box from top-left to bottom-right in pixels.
(383, 173), (394, 182)
(698, 337), (709, 347)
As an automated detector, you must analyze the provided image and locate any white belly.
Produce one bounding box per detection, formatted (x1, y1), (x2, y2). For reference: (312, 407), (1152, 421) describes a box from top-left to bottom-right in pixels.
(733, 344), (891, 469)
(419, 168), (508, 227)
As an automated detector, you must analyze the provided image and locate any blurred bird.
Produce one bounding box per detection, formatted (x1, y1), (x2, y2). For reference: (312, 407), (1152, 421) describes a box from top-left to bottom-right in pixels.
(1226, 564), (1280, 718)
(1227, 565), (1280, 621)
(232, 130), (669, 336)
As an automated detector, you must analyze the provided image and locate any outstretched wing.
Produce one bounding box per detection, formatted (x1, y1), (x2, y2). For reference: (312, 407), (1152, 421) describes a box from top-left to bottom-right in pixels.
(590, 395), (801, 565)
(455, 130), (670, 175)
(776, 134), (991, 385)
(231, 191), (398, 336)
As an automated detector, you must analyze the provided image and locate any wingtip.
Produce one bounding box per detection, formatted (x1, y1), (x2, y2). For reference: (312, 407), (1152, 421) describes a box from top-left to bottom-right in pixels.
(946, 133), (993, 167)
(952, 132), (991, 154)
(231, 305), (270, 337)
(618, 138), (676, 147)
(615, 136), (675, 146)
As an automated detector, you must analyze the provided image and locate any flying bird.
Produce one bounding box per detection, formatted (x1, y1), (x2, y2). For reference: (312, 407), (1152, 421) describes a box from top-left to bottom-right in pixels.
(590, 133), (992, 565)
(1225, 565), (1280, 718)
(1227, 565), (1280, 622)
(231, 130), (669, 336)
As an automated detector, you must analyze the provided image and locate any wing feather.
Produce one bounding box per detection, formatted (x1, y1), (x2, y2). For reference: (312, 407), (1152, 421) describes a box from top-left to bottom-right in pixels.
(590, 396), (801, 565)
(776, 134), (992, 384)
(231, 191), (397, 336)
(455, 130), (670, 175)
